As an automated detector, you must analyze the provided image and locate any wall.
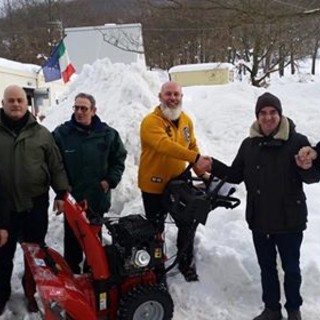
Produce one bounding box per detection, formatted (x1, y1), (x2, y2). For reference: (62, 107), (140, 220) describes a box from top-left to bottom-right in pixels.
(169, 63), (234, 86)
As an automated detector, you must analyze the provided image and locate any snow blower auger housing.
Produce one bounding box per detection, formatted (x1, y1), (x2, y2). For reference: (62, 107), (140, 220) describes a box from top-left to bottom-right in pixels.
(21, 193), (174, 320)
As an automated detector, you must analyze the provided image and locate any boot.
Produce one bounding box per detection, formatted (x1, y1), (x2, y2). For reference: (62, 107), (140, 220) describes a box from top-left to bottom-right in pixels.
(0, 300), (7, 316)
(178, 263), (199, 282)
(22, 275), (38, 313)
(0, 291), (10, 316)
(0, 299), (9, 316)
(288, 310), (301, 320)
(26, 300), (39, 313)
(253, 308), (283, 320)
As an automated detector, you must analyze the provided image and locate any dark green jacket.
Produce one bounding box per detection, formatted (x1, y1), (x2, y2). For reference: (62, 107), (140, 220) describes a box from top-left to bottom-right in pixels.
(0, 112), (69, 212)
(53, 115), (127, 214)
(213, 117), (320, 234)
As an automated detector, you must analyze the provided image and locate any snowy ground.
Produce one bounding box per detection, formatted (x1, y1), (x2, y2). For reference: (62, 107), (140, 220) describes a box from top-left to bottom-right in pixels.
(1, 58), (320, 319)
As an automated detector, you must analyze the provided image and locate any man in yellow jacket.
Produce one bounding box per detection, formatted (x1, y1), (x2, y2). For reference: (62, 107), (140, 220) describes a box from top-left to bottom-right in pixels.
(138, 81), (211, 281)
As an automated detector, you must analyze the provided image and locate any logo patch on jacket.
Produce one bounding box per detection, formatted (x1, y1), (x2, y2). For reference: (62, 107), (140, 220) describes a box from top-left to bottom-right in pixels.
(151, 176), (163, 183)
(183, 127), (191, 142)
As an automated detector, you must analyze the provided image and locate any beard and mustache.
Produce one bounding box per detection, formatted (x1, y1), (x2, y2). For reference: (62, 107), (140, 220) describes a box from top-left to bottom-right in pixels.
(160, 101), (182, 121)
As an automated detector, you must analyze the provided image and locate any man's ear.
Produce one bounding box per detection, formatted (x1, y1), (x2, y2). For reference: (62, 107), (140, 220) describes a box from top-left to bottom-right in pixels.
(92, 106), (97, 115)
(1, 100), (4, 107)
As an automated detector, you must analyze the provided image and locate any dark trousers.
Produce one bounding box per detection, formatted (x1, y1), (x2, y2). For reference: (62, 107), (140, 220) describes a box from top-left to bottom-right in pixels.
(142, 192), (196, 267)
(64, 218), (83, 274)
(64, 216), (102, 274)
(252, 231), (303, 312)
(0, 194), (49, 303)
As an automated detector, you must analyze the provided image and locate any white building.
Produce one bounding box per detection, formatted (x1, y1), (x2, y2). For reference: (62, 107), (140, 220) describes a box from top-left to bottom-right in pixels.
(0, 58), (66, 116)
(169, 63), (235, 87)
(64, 23), (146, 72)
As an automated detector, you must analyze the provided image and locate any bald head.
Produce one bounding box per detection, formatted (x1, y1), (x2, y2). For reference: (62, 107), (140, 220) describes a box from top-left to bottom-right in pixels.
(2, 85), (28, 120)
(160, 81), (182, 96)
(3, 85), (27, 100)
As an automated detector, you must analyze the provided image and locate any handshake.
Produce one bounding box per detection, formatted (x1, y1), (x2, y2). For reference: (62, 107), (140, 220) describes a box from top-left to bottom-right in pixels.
(193, 155), (213, 176)
(193, 147), (319, 174)
(295, 146), (318, 170)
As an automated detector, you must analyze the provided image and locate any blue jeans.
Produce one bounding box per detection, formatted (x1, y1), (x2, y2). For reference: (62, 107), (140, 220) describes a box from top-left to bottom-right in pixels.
(252, 231), (303, 312)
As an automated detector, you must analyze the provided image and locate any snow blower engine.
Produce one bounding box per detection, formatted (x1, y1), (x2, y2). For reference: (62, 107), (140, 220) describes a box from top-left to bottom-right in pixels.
(104, 214), (164, 277)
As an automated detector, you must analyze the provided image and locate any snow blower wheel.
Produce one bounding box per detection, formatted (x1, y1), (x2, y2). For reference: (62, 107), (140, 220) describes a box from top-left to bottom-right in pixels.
(118, 284), (174, 320)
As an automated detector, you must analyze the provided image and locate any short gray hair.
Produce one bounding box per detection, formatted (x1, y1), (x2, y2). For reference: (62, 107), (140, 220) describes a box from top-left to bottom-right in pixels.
(75, 92), (96, 108)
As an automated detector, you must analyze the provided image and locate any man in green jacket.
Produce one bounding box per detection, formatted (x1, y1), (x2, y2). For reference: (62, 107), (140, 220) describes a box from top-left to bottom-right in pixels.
(53, 92), (127, 274)
(0, 85), (68, 315)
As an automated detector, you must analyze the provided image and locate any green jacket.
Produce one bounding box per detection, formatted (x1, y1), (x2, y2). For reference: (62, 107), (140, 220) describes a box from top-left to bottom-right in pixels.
(53, 115), (127, 214)
(0, 112), (68, 212)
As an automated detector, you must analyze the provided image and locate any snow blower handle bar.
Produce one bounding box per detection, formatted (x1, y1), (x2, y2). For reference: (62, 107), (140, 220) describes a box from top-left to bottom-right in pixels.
(206, 176), (241, 210)
(67, 200), (116, 231)
(212, 193), (241, 209)
(181, 162), (240, 208)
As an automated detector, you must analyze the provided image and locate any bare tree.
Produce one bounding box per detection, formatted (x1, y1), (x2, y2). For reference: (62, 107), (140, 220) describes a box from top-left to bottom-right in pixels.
(1, 0), (320, 83)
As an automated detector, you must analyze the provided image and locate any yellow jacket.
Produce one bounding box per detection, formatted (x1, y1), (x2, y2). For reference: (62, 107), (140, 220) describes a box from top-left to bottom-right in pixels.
(138, 106), (199, 194)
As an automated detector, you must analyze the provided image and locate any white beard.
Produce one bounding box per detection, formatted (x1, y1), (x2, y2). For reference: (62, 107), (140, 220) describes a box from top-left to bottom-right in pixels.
(160, 102), (182, 121)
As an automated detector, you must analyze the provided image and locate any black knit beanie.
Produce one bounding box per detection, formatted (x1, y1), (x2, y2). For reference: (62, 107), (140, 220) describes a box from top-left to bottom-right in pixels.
(255, 92), (282, 118)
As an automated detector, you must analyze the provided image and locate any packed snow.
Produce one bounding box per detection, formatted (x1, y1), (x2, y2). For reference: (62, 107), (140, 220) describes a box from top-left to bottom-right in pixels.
(1, 58), (320, 320)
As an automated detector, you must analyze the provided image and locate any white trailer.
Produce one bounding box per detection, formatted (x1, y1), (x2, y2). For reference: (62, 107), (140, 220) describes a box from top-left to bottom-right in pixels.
(0, 58), (65, 116)
(64, 23), (146, 72)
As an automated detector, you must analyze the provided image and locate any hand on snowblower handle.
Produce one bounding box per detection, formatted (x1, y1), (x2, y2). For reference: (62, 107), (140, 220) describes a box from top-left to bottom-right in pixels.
(53, 200), (65, 215)
(53, 190), (69, 215)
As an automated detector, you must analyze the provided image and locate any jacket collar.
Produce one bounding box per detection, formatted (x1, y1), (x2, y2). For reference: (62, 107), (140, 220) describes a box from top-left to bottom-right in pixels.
(250, 116), (291, 141)
(66, 114), (108, 132)
(0, 109), (37, 134)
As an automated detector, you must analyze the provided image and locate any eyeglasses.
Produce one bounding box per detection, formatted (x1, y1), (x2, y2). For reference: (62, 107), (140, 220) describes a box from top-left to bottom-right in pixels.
(73, 105), (90, 112)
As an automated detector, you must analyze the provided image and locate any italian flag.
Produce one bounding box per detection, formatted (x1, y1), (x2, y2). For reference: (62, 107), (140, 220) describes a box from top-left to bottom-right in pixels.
(42, 39), (76, 83)
(57, 41), (76, 83)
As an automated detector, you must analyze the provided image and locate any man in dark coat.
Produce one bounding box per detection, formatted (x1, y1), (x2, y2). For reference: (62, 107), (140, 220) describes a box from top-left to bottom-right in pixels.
(53, 92), (127, 274)
(211, 92), (320, 320)
(0, 85), (68, 315)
